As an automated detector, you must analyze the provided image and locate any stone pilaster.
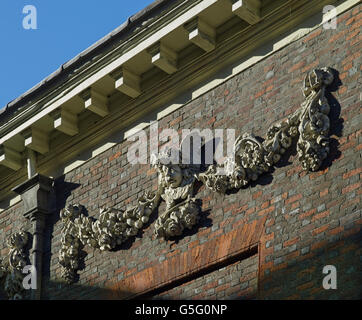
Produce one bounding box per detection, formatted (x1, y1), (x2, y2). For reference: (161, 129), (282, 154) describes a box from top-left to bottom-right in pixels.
(12, 174), (56, 300)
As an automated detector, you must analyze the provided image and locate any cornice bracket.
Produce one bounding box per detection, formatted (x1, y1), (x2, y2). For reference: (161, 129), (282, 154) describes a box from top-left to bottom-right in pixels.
(231, 0), (261, 25)
(0, 145), (22, 171)
(184, 17), (216, 52)
(147, 42), (178, 74)
(51, 108), (79, 136)
(111, 67), (142, 98)
(23, 127), (49, 155)
(80, 88), (109, 117)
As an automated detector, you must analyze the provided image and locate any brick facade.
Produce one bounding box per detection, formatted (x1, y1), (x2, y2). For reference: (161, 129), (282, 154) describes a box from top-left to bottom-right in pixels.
(0, 4), (361, 300)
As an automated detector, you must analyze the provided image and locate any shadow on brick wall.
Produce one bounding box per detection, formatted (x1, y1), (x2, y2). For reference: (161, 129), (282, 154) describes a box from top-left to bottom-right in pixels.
(44, 229), (361, 300)
(43, 176), (81, 289)
(41, 279), (134, 300)
(320, 68), (343, 170)
(259, 229), (361, 300)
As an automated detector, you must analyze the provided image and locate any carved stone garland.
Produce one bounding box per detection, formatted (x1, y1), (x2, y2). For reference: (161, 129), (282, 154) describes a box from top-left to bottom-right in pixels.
(0, 231), (29, 300)
(198, 67), (334, 192)
(59, 67), (335, 283)
(59, 193), (159, 284)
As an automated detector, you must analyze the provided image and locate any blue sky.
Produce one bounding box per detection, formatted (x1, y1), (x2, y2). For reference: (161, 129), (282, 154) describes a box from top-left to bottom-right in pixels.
(0, 0), (154, 109)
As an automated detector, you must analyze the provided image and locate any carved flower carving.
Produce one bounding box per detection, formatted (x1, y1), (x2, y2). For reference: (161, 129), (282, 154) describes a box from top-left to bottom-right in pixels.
(229, 166), (248, 189)
(213, 176), (229, 193)
(98, 234), (115, 251)
(266, 125), (280, 140)
(240, 142), (261, 169)
(183, 212), (197, 228)
(181, 201), (199, 228)
(288, 126), (298, 137)
(310, 113), (329, 135)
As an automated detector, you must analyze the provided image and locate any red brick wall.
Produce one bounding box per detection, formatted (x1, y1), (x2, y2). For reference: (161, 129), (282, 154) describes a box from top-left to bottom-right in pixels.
(152, 252), (258, 300)
(1, 4), (361, 300)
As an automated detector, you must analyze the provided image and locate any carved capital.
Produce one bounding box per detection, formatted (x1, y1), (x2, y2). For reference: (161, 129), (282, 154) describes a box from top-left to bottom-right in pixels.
(12, 174), (56, 221)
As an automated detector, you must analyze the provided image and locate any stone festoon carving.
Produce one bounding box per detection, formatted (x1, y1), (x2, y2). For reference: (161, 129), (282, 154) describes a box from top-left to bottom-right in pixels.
(59, 68), (335, 283)
(59, 147), (201, 283)
(59, 192), (159, 284)
(0, 231), (29, 300)
(198, 67), (334, 192)
(297, 68), (334, 171)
